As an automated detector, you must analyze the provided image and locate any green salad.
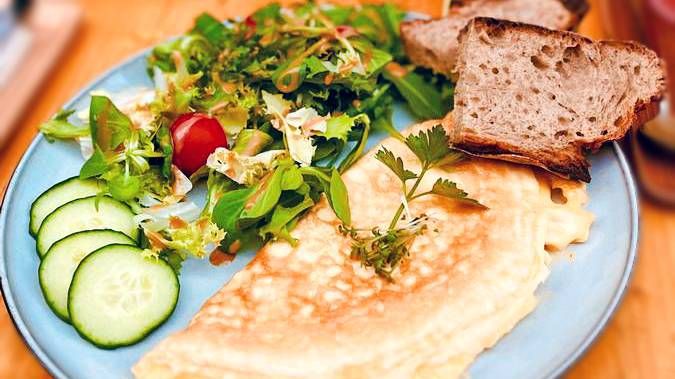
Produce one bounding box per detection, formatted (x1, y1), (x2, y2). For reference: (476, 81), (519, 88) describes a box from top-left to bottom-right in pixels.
(39, 2), (455, 273)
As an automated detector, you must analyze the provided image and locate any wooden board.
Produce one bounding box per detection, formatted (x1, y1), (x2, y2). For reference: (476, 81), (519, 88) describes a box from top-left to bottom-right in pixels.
(0, 1), (673, 378)
(0, 1), (81, 146)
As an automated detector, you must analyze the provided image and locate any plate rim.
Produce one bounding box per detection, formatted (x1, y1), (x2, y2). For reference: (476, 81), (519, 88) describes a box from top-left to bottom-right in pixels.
(544, 142), (639, 378)
(0, 50), (640, 379)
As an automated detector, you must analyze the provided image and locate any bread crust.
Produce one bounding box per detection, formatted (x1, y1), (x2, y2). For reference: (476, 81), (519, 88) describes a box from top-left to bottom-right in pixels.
(400, 0), (589, 74)
(451, 0), (589, 29)
(453, 134), (592, 182)
(400, 18), (448, 71)
(453, 18), (667, 182)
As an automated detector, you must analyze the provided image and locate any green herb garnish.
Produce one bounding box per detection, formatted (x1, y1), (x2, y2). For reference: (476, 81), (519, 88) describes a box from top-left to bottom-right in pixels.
(341, 125), (486, 281)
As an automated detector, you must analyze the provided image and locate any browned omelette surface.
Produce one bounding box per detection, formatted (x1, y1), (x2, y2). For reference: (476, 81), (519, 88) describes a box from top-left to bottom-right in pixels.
(133, 120), (594, 379)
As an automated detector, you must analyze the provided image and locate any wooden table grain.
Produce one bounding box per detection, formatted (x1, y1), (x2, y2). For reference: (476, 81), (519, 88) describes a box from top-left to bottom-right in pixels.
(0, 0), (672, 378)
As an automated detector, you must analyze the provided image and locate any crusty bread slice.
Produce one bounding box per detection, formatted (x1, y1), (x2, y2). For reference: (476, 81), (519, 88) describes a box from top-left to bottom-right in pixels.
(452, 17), (666, 182)
(401, 0), (588, 75)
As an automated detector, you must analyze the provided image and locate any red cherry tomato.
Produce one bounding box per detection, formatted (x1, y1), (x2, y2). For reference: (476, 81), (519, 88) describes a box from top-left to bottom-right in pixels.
(244, 15), (256, 29)
(170, 113), (228, 175)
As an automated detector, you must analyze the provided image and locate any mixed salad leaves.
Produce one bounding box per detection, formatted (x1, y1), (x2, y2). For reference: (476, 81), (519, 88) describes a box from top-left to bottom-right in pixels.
(39, 3), (456, 276)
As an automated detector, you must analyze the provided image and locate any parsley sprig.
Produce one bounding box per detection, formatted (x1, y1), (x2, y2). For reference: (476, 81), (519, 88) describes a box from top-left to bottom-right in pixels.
(340, 125), (486, 281)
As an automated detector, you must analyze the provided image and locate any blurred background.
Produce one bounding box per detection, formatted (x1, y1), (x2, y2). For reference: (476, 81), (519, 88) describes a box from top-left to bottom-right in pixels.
(0, 0), (672, 378)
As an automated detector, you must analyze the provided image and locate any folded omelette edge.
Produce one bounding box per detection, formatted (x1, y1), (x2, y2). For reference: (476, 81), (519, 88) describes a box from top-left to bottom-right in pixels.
(132, 119), (594, 379)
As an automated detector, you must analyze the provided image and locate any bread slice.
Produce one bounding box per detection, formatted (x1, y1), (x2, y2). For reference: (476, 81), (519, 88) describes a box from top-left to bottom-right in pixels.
(401, 0), (589, 75)
(451, 17), (666, 182)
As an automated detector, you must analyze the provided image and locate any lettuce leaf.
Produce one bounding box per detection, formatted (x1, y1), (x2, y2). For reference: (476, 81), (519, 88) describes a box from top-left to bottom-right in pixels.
(39, 110), (89, 141)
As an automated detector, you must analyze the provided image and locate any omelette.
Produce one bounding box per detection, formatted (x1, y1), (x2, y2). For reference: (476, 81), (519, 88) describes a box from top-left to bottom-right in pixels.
(133, 119), (594, 379)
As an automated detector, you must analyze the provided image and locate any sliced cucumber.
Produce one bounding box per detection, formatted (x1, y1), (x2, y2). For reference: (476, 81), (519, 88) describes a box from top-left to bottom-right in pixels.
(68, 245), (179, 348)
(29, 177), (104, 236)
(39, 230), (136, 322)
(36, 196), (138, 256)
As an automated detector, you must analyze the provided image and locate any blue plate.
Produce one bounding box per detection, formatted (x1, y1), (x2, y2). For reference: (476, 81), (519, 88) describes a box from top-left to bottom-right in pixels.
(0, 49), (638, 379)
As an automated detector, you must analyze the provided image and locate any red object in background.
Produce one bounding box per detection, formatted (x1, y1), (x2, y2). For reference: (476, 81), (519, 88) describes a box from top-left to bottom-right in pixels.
(170, 113), (228, 176)
(645, 0), (675, 112)
(600, 0), (675, 204)
(646, 0), (675, 21)
(634, 0), (675, 204)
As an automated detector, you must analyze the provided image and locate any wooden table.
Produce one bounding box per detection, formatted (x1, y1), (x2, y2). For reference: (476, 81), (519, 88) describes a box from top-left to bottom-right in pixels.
(0, 0), (673, 378)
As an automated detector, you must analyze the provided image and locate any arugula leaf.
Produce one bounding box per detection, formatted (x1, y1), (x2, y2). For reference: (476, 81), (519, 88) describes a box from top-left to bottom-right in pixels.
(352, 40), (392, 74)
(366, 47), (393, 74)
(429, 178), (487, 208)
(259, 195), (314, 239)
(382, 67), (447, 120)
(304, 56), (329, 79)
(212, 187), (255, 232)
(404, 125), (452, 166)
(328, 170), (351, 225)
(348, 4), (403, 59)
(372, 3), (405, 58)
(374, 3), (402, 36)
(193, 13), (229, 46)
(375, 147), (416, 182)
(350, 83), (400, 139)
(39, 110), (89, 142)
(79, 145), (109, 179)
(89, 96), (133, 152)
(415, 67), (456, 110)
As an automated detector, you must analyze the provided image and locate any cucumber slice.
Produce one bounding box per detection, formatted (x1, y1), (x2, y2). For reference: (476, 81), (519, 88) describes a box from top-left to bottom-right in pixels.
(39, 230), (136, 321)
(68, 245), (179, 348)
(36, 196), (138, 256)
(29, 177), (104, 236)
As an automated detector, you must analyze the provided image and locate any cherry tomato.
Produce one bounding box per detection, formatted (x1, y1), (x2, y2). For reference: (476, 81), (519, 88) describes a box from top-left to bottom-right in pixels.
(170, 113), (228, 175)
(244, 15), (256, 29)
(244, 16), (256, 39)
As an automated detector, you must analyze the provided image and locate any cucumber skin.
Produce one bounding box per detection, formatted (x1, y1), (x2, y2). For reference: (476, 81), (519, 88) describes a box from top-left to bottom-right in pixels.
(29, 177), (103, 237)
(38, 230), (136, 323)
(35, 196), (140, 257)
(67, 245), (180, 349)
